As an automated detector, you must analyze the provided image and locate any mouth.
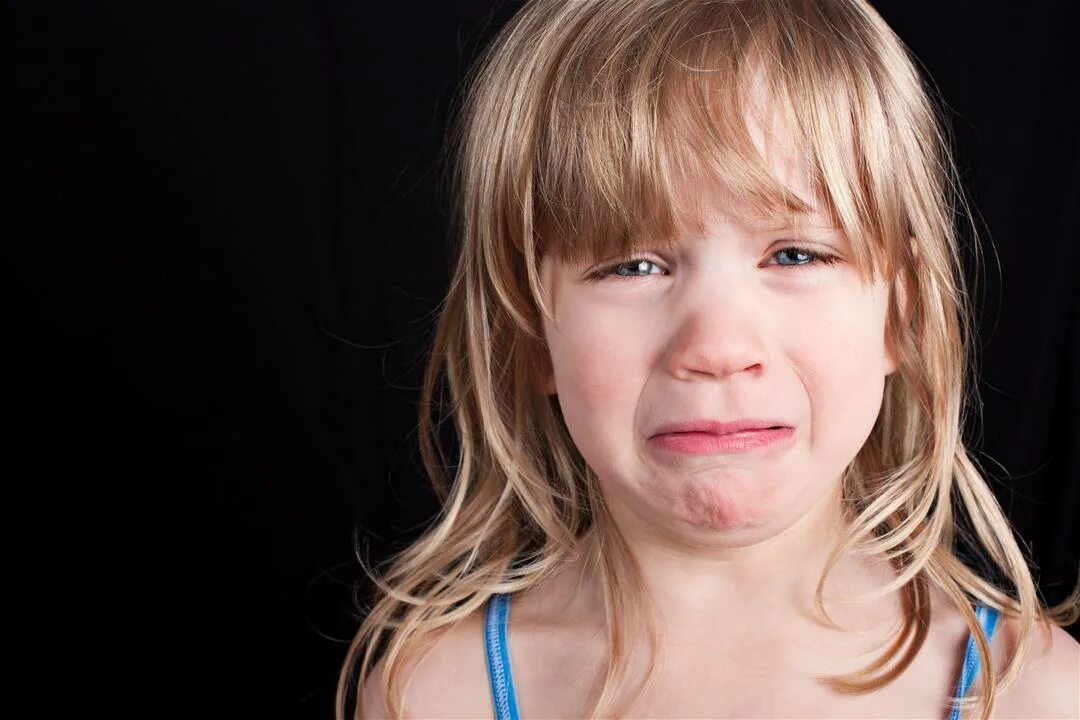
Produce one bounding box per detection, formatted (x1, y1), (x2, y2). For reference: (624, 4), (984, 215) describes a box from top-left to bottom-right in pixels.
(650, 419), (793, 437)
(648, 419), (795, 455)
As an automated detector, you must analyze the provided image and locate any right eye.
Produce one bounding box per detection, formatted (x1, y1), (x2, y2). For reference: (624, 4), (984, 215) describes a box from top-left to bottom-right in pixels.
(586, 258), (667, 282)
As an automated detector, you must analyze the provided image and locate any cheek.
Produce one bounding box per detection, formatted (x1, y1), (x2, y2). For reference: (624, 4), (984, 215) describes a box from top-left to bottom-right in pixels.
(544, 312), (653, 468)
(793, 290), (889, 460)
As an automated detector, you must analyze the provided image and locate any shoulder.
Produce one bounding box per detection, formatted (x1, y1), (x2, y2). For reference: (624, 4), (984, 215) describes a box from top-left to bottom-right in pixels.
(361, 608), (493, 719)
(992, 615), (1079, 718)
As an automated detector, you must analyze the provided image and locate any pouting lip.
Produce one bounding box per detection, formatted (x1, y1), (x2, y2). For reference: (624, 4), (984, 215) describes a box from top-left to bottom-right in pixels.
(649, 419), (793, 438)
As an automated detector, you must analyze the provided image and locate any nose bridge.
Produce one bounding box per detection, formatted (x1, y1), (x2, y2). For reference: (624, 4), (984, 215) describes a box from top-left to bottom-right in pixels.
(666, 267), (767, 380)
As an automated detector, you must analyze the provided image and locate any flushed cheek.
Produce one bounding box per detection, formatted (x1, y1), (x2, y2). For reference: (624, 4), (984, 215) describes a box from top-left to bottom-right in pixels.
(795, 298), (889, 463)
(546, 321), (652, 471)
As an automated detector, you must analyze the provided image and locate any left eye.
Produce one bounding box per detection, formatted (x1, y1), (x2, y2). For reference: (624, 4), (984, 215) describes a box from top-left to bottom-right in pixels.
(605, 258), (665, 278)
(767, 246), (839, 268)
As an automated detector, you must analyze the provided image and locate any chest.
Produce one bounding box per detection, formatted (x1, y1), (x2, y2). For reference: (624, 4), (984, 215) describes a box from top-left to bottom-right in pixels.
(509, 633), (964, 719)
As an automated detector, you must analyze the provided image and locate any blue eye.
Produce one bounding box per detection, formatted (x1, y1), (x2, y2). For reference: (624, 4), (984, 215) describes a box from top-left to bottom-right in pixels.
(609, 258), (664, 277)
(582, 258), (666, 283)
(768, 246), (839, 268)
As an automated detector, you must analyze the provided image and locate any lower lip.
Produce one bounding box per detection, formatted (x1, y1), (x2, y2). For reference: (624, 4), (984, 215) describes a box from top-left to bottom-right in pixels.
(650, 427), (795, 455)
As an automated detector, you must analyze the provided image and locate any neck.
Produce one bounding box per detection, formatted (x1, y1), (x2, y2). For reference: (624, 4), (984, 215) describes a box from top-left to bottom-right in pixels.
(554, 486), (902, 645)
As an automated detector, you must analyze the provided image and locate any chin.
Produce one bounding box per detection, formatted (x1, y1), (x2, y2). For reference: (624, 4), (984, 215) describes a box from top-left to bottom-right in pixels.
(671, 467), (835, 544)
(674, 473), (779, 533)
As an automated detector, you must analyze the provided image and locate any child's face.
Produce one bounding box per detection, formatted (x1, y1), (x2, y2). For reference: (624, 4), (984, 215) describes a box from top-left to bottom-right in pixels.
(538, 168), (897, 549)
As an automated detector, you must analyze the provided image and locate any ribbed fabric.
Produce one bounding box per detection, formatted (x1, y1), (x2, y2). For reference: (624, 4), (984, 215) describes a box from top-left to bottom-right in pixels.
(947, 605), (1001, 720)
(484, 593), (521, 720)
(484, 594), (1000, 720)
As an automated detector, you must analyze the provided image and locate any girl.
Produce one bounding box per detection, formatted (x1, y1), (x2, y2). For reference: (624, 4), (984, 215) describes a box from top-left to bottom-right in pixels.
(340, 1), (1079, 718)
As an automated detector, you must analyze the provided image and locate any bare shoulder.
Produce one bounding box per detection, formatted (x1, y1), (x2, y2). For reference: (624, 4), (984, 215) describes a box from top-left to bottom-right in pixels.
(992, 615), (1080, 719)
(360, 609), (493, 719)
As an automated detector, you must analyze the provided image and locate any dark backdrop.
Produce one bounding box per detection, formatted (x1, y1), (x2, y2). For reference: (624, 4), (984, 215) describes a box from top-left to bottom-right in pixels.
(14, 1), (1077, 718)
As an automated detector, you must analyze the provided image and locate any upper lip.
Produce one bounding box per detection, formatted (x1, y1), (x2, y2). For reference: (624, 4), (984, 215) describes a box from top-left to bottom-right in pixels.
(650, 419), (792, 437)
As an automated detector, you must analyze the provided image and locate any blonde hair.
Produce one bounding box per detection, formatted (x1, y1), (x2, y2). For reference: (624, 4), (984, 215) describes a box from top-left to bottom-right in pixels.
(337, 1), (1078, 718)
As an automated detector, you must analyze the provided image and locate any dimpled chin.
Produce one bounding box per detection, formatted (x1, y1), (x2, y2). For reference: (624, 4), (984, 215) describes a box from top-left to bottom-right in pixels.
(677, 475), (773, 531)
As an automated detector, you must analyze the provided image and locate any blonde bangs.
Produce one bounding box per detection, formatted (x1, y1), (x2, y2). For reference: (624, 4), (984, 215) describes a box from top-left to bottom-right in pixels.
(528, 0), (920, 285)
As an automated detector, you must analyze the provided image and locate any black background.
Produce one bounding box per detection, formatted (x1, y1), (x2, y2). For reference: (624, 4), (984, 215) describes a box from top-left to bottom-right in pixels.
(14, 2), (1077, 717)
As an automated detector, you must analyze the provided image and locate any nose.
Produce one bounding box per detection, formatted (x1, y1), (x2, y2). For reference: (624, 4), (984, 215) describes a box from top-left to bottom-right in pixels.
(665, 283), (767, 381)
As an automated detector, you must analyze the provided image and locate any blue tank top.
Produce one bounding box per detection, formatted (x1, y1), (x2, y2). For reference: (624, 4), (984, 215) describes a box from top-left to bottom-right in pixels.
(483, 593), (999, 720)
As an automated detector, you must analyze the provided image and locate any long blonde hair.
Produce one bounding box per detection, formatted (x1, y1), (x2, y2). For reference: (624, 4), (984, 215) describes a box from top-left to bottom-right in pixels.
(337, 1), (1078, 718)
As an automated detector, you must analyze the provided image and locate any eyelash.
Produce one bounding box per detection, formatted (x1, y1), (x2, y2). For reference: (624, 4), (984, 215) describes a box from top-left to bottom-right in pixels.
(585, 246), (841, 283)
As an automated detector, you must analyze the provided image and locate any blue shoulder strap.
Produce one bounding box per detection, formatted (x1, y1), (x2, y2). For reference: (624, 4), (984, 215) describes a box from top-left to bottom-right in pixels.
(947, 605), (1000, 720)
(484, 593), (522, 720)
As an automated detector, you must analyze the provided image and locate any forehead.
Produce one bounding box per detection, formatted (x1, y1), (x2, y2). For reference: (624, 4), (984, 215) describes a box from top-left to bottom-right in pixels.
(662, 54), (848, 228)
(640, 111), (842, 250)
(559, 86), (831, 241)
(670, 164), (835, 238)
